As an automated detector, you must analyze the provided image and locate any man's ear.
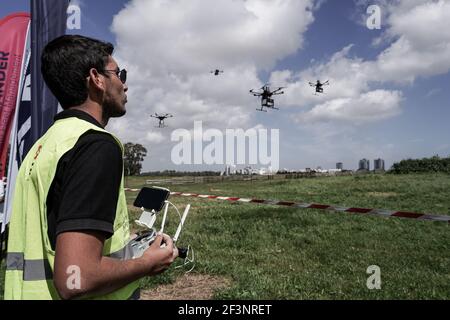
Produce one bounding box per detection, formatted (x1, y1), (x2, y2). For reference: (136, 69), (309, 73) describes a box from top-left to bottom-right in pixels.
(88, 68), (106, 92)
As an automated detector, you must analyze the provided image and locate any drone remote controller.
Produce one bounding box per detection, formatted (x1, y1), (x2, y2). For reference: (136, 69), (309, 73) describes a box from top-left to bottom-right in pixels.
(130, 229), (157, 259)
(130, 229), (188, 259)
(129, 187), (190, 259)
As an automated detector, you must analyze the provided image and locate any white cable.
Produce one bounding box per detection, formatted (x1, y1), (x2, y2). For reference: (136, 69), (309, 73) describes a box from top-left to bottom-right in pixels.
(185, 246), (195, 273)
(175, 245), (195, 273)
(159, 200), (195, 272)
(166, 200), (182, 221)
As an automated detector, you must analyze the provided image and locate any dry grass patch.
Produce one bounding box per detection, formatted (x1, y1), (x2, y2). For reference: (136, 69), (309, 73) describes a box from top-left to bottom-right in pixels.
(367, 192), (398, 197)
(140, 274), (232, 300)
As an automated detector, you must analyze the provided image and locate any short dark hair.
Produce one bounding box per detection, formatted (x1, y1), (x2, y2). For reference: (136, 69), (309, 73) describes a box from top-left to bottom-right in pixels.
(41, 35), (114, 109)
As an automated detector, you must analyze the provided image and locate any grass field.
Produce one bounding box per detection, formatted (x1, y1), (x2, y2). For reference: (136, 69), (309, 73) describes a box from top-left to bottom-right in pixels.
(1, 173), (449, 299)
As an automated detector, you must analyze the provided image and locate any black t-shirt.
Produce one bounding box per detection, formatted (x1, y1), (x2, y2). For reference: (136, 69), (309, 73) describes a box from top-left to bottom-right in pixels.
(46, 109), (123, 250)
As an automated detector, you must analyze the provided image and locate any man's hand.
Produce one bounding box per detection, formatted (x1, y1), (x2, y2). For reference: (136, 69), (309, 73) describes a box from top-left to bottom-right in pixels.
(140, 233), (179, 275)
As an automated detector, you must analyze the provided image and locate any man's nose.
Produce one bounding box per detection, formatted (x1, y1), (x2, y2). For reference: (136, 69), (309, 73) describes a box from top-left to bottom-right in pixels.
(123, 83), (128, 92)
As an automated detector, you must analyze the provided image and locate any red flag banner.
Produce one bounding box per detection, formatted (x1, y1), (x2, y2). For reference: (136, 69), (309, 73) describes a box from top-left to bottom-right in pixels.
(0, 13), (30, 178)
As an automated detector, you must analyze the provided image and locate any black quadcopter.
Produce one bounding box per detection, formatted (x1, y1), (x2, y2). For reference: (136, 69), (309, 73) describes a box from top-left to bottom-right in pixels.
(150, 113), (173, 128)
(249, 84), (285, 112)
(309, 80), (329, 95)
(210, 69), (224, 76)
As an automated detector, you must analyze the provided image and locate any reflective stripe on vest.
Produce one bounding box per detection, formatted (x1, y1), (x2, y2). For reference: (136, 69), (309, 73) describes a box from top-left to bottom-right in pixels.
(5, 241), (135, 281)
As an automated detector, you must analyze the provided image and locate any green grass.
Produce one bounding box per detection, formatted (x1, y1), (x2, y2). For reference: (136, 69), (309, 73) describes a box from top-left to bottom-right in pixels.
(133, 173), (450, 299)
(2, 173), (449, 299)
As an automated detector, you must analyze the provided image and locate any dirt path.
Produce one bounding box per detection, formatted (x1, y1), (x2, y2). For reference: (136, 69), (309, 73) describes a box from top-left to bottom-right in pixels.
(140, 274), (232, 300)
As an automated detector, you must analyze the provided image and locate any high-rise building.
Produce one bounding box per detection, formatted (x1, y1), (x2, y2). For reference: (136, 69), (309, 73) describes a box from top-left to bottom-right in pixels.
(336, 162), (343, 170)
(374, 158), (385, 171)
(358, 159), (370, 171)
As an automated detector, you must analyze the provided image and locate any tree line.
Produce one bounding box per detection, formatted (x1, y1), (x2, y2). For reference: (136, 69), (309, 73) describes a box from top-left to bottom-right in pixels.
(389, 155), (450, 174)
(123, 142), (450, 176)
(123, 142), (220, 177)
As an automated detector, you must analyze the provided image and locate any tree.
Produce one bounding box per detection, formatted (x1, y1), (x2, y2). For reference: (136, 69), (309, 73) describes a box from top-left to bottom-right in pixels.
(123, 142), (147, 176)
(389, 155), (450, 174)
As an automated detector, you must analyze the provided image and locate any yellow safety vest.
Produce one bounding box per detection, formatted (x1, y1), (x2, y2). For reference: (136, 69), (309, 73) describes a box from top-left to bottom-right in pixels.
(4, 116), (139, 300)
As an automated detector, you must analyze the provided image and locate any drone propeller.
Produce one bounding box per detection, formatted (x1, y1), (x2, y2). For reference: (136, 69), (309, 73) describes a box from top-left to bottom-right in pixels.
(249, 89), (262, 96)
(272, 87), (285, 93)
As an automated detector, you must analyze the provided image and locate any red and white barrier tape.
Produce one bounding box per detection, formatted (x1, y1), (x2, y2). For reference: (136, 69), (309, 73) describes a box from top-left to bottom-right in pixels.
(124, 188), (450, 223)
(170, 192), (450, 224)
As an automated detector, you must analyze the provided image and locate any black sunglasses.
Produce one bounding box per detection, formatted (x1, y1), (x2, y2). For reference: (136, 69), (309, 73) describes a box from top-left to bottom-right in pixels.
(102, 68), (127, 84)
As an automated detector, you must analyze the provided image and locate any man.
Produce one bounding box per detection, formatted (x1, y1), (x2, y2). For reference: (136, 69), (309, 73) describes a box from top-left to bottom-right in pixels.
(4, 35), (178, 300)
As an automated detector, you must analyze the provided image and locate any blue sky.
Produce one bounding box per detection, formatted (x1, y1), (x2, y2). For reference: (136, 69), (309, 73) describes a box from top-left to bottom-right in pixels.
(2, 0), (449, 172)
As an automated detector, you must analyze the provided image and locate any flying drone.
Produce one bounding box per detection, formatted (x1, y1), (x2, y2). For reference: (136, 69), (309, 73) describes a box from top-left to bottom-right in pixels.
(210, 69), (224, 76)
(150, 113), (173, 128)
(309, 80), (330, 95)
(249, 84), (285, 112)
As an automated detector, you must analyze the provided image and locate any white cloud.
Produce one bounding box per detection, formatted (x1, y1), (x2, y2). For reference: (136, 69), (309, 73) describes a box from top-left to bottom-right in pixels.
(295, 90), (403, 124)
(104, 0), (449, 171)
(113, 0), (315, 74)
(108, 0), (316, 170)
(272, 0), (450, 170)
(145, 131), (165, 144)
(271, 0), (449, 125)
(373, 0), (450, 82)
(272, 45), (374, 110)
(343, 1), (450, 85)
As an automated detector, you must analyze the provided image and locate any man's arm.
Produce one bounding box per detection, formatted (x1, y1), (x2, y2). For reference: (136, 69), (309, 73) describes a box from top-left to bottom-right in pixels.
(54, 230), (177, 300)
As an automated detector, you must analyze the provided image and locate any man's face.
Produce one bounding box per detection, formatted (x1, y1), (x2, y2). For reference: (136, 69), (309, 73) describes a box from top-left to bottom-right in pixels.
(102, 56), (128, 118)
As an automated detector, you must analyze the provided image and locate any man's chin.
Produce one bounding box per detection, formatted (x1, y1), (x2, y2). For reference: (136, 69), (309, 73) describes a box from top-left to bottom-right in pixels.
(112, 109), (126, 117)
(103, 102), (127, 118)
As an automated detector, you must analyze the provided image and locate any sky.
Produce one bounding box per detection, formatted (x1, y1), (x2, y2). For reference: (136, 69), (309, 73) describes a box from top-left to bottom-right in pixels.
(1, 0), (450, 172)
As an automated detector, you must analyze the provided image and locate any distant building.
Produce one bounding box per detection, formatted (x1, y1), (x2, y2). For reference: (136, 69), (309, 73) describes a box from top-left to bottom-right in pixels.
(358, 159), (370, 171)
(336, 162), (343, 170)
(374, 158), (385, 171)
